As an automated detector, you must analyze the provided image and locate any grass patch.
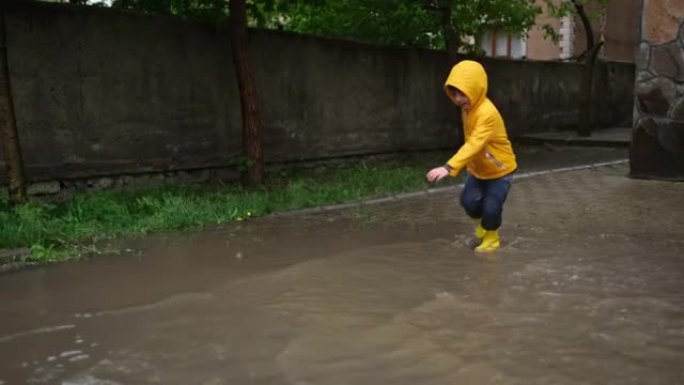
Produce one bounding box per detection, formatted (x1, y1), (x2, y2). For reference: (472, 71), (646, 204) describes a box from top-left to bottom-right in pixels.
(0, 153), (463, 262)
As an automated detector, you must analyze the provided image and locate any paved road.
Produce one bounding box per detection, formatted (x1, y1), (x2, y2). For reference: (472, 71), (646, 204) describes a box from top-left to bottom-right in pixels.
(2, 147), (683, 385)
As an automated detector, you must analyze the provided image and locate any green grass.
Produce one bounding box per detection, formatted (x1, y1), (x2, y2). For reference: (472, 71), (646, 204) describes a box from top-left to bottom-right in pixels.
(0, 153), (463, 263)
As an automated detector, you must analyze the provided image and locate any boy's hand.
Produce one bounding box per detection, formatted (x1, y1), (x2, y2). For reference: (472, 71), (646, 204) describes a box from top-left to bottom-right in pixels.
(426, 166), (449, 183)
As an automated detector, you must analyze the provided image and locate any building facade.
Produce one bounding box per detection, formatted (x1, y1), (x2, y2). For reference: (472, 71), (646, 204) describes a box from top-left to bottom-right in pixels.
(483, 0), (640, 61)
(631, 0), (684, 180)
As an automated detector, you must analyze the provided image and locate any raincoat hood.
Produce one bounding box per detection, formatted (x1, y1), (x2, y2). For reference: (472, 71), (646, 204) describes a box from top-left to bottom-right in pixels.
(444, 60), (488, 109)
(442, 60), (516, 180)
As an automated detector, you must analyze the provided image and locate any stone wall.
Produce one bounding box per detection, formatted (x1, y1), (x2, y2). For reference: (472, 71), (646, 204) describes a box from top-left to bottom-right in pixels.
(631, 0), (684, 180)
(0, 1), (635, 188)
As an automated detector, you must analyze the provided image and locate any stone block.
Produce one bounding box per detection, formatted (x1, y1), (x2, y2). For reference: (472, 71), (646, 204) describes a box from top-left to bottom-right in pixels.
(636, 42), (651, 70)
(650, 41), (684, 81)
(644, 1), (684, 44)
(90, 177), (114, 190)
(671, 96), (684, 120)
(0, 248), (31, 264)
(630, 117), (684, 180)
(27, 181), (61, 195)
(636, 76), (678, 115)
(657, 119), (684, 157)
(635, 70), (656, 83)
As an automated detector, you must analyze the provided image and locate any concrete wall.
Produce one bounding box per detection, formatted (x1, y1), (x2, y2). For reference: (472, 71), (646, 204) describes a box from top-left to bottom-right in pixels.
(631, 0), (684, 180)
(0, 2), (635, 184)
(5, 3), (241, 181)
(249, 31), (454, 163)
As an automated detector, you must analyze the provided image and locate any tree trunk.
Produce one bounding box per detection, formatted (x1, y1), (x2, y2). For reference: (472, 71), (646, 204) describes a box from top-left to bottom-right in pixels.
(578, 44), (602, 137)
(423, 1), (460, 64)
(439, 4), (459, 64)
(0, 11), (27, 204)
(573, 0), (597, 137)
(572, 0), (594, 56)
(229, 0), (263, 185)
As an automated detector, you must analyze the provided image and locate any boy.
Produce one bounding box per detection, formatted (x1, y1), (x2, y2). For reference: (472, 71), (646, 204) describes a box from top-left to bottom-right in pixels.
(426, 60), (517, 252)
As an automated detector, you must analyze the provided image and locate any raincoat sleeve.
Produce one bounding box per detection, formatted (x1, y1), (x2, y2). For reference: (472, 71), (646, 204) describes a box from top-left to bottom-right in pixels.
(445, 115), (495, 176)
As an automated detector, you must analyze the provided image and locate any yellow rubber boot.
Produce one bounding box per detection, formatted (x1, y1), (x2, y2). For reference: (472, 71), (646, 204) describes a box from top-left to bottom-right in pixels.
(474, 219), (486, 240)
(475, 230), (500, 252)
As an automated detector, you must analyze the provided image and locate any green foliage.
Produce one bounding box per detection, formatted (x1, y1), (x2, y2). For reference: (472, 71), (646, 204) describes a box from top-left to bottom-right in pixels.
(109, 0), (542, 52)
(229, 155), (257, 171)
(111, 0), (230, 22)
(543, 0), (610, 19)
(539, 0), (611, 43)
(89, 0), (612, 54)
(110, 0), (280, 24)
(264, 0), (541, 51)
(1, 152), (462, 262)
(450, 0), (540, 35)
(270, 1), (439, 48)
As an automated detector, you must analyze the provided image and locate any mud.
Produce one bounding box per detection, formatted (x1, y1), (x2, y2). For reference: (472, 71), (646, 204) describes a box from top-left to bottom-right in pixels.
(1, 156), (684, 384)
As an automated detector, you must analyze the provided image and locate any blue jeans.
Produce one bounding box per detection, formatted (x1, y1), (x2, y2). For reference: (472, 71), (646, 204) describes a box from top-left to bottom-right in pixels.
(460, 173), (513, 230)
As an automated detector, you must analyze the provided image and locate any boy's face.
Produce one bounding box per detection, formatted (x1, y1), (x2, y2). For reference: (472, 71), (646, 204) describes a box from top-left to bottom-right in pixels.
(447, 87), (471, 110)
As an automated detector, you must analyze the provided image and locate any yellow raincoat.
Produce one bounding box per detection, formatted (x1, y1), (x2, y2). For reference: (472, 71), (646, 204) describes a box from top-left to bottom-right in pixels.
(444, 60), (517, 180)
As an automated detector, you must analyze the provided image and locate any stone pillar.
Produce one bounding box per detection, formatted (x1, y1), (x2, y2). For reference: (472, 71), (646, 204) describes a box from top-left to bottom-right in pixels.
(630, 0), (684, 180)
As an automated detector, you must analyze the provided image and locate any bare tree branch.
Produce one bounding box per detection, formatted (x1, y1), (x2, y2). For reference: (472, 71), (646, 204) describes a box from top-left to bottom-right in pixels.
(229, 0), (264, 185)
(571, 0), (594, 54)
(0, 11), (27, 204)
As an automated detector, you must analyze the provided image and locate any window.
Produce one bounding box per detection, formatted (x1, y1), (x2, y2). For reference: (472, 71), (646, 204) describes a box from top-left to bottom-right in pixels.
(481, 31), (526, 59)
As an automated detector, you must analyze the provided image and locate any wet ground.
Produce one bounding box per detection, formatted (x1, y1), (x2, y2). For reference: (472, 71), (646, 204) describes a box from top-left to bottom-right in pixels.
(1, 147), (684, 385)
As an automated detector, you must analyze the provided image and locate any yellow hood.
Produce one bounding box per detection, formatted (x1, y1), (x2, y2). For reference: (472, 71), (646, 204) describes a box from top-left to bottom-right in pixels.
(443, 60), (517, 180)
(444, 60), (488, 109)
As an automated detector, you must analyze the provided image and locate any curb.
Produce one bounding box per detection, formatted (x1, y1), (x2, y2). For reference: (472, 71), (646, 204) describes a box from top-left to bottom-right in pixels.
(0, 248), (33, 274)
(511, 159), (629, 180)
(515, 137), (630, 148)
(272, 159), (629, 217)
(0, 248), (31, 264)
